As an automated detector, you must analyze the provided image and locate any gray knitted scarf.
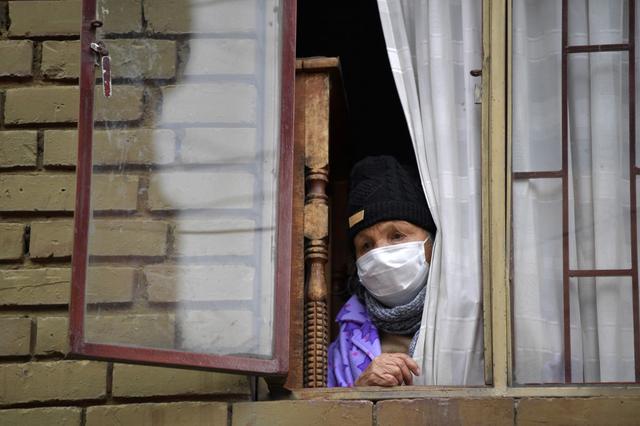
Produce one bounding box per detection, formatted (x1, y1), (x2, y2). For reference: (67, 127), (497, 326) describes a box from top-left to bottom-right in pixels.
(352, 275), (427, 356)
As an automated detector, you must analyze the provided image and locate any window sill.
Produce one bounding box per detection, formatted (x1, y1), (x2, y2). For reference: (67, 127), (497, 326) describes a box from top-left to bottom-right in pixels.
(289, 384), (640, 400)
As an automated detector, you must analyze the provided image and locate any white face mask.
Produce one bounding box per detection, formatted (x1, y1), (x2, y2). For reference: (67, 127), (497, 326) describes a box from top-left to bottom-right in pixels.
(356, 239), (430, 307)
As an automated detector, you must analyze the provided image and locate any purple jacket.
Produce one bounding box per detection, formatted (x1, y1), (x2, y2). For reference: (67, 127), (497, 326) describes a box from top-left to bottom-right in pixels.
(327, 295), (382, 387)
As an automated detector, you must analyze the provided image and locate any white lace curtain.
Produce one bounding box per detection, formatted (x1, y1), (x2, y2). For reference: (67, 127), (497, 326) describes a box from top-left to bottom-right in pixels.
(513, 0), (637, 383)
(377, 0), (484, 385)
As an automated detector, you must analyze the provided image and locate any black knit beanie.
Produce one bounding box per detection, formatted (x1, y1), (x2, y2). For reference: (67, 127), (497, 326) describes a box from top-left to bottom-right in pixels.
(347, 155), (436, 241)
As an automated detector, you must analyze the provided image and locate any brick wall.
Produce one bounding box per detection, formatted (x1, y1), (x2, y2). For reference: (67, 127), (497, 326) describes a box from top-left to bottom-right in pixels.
(0, 0), (269, 424)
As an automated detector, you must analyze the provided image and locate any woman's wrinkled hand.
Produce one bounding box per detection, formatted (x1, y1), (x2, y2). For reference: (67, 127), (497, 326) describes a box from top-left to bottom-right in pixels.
(354, 353), (420, 386)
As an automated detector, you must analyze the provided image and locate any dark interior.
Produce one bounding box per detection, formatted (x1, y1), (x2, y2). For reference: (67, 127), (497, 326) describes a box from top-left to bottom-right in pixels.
(296, 0), (416, 169)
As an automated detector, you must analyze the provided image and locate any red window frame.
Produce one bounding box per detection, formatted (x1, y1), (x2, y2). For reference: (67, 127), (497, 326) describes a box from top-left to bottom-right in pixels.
(512, 0), (638, 384)
(68, 0), (297, 376)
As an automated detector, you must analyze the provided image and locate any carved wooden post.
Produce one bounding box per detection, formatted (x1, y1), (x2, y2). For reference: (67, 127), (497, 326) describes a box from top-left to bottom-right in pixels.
(303, 72), (330, 387)
(304, 168), (329, 387)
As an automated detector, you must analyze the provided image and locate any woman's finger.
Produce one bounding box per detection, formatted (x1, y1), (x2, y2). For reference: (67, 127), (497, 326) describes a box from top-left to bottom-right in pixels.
(393, 353), (421, 376)
(380, 372), (401, 386)
(388, 354), (414, 385)
(397, 360), (414, 385)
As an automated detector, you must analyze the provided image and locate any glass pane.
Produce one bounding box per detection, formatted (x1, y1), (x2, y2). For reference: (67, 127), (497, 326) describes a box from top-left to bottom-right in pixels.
(512, 0), (562, 172)
(568, 51), (630, 271)
(512, 179), (564, 384)
(569, 277), (635, 383)
(513, 0), (637, 384)
(84, 0), (282, 358)
(568, 0), (629, 45)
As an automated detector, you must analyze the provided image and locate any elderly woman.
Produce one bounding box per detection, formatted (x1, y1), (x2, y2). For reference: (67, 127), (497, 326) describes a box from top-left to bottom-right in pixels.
(327, 156), (436, 387)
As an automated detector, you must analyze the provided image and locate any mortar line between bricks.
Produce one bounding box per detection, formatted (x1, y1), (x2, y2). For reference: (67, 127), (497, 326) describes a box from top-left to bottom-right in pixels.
(0, 90), (5, 130)
(35, 130), (44, 170)
(0, 2), (9, 35)
(23, 223), (30, 257)
(6, 36), (80, 42)
(80, 407), (87, 426)
(106, 362), (113, 400)
(33, 40), (42, 81)
(0, 398), (109, 411)
(105, 394), (251, 405)
(140, 0), (147, 32)
(0, 354), (31, 363)
(28, 316), (36, 359)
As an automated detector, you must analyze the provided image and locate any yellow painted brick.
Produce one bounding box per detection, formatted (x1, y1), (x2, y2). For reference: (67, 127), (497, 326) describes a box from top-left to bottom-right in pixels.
(0, 131), (38, 167)
(112, 364), (250, 397)
(42, 39), (176, 80)
(0, 267), (134, 306)
(0, 317), (31, 356)
(44, 129), (175, 166)
(4, 85), (77, 124)
(30, 220), (169, 258)
(144, 264), (254, 302)
(172, 219), (255, 256)
(181, 128), (256, 164)
(81, 85), (145, 122)
(0, 407), (82, 426)
(97, 0), (143, 34)
(41, 40), (79, 80)
(8, 0), (140, 36)
(92, 174), (140, 211)
(87, 266), (136, 303)
(0, 174), (138, 212)
(107, 39), (176, 79)
(85, 313), (175, 347)
(4, 86), (143, 124)
(8, 0), (81, 36)
(0, 268), (70, 305)
(35, 316), (68, 355)
(232, 401), (374, 426)
(376, 398), (514, 426)
(0, 223), (24, 260)
(148, 171), (254, 210)
(145, 0), (257, 34)
(179, 309), (255, 354)
(0, 360), (106, 404)
(0, 175), (74, 211)
(184, 39), (255, 76)
(37, 314), (165, 356)
(0, 40), (33, 77)
(89, 219), (169, 256)
(28, 221), (73, 258)
(86, 402), (228, 426)
(516, 397), (640, 426)
(160, 83), (256, 124)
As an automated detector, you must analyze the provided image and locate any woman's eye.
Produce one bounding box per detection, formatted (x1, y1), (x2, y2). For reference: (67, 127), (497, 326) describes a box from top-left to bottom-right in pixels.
(391, 232), (405, 241)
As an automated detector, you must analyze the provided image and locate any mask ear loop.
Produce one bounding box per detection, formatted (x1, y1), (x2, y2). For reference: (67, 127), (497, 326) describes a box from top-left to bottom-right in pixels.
(423, 234), (433, 264)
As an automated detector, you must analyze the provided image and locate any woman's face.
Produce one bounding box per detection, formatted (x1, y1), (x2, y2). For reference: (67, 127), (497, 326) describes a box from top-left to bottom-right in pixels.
(353, 220), (432, 261)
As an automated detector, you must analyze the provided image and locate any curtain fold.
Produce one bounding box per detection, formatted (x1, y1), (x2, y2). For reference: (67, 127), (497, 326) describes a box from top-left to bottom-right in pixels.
(377, 0), (484, 385)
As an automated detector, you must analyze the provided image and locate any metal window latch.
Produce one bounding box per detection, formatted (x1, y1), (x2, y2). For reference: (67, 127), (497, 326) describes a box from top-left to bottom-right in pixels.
(470, 69), (482, 104)
(90, 41), (112, 98)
